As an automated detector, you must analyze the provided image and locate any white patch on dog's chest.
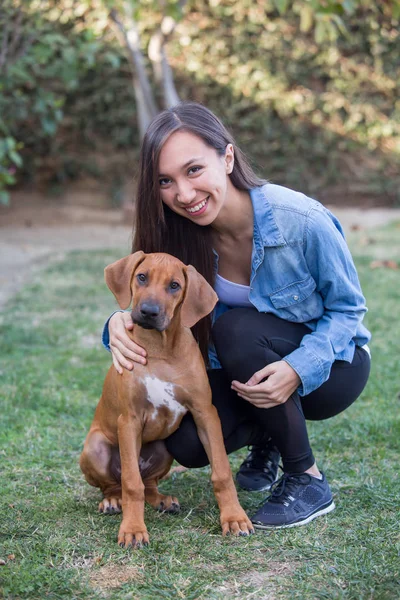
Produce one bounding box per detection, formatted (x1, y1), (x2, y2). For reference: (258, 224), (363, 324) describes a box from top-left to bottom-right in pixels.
(141, 375), (187, 425)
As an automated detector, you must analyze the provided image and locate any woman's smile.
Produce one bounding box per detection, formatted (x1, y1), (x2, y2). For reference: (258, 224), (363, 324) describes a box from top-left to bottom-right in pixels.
(184, 196), (209, 215)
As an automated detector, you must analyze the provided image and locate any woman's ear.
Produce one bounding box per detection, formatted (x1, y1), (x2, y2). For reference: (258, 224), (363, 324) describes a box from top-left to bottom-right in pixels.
(225, 144), (234, 174)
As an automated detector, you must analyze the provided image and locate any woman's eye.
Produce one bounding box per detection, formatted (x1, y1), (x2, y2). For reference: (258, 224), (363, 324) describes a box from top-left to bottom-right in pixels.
(159, 177), (171, 187)
(137, 274), (147, 283)
(188, 166), (202, 175)
(170, 281), (181, 290)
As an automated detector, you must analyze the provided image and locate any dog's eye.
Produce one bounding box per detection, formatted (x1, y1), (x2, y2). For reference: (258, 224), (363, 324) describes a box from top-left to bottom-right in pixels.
(170, 281), (181, 290)
(137, 274), (147, 283)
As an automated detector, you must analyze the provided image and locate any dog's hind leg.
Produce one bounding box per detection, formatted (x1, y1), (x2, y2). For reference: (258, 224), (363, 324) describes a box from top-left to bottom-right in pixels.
(140, 441), (180, 513)
(79, 428), (122, 514)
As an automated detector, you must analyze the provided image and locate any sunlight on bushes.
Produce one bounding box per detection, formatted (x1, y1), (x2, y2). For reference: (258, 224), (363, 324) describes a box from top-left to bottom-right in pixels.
(0, 0), (399, 204)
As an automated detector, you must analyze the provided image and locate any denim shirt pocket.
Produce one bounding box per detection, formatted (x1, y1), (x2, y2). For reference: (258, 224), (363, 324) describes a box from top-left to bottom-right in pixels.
(269, 275), (322, 322)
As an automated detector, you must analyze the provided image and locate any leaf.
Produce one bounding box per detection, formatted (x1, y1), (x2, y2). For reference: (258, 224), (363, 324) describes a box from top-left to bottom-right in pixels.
(0, 190), (10, 205)
(9, 150), (23, 167)
(314, 20), (326, 44)
(41, 33), (69, 47)
(41, 118), (57, 136)
(1, 172), (16, 185)
(4, 138), (14, 151)
(299, 5), (314, 32)
(331, 14), (349, 38)
(104, 51), (121, 69)
(165, 3), (183, 22)
(8, 64), (35, 85)
(273, 0), (290, 16)
(342, 0), (357, 15)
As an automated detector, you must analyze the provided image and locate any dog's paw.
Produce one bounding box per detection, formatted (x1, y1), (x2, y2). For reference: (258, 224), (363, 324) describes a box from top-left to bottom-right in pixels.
(156, 495), (180, 513)
(99, 497), (122, 514)
(220, 511), (255, 537)
(118, 528), (149, 549)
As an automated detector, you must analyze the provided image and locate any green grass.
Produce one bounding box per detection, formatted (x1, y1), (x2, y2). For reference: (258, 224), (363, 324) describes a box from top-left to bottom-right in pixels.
(1, 229), (399, 600)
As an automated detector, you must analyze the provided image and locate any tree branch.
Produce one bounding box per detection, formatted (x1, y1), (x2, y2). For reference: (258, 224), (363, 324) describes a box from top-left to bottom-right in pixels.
(0, 18), (10, 73)
(0, 5), (37, 75)
(7, 5), (23, 58)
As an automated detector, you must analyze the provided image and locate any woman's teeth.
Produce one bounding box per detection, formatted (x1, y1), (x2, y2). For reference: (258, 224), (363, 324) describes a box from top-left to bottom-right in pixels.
(186, 197), (208, 213)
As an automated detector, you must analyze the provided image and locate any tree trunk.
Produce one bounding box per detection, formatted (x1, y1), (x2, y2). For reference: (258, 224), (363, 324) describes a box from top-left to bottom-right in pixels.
(109, 8), (158, 139)
(148, 15), (180, 109)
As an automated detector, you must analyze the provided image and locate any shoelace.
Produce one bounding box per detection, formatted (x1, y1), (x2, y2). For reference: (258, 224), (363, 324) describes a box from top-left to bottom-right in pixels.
(268, 473), (310, 505)
(243, 444), (277, 470)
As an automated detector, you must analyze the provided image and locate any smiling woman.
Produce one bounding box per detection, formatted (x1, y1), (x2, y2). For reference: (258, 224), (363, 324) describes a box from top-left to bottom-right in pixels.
(103, 102), (371, 530)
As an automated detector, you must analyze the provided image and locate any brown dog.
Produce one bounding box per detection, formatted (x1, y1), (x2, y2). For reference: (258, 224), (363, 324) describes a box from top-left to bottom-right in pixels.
(79, 251), (253, 548)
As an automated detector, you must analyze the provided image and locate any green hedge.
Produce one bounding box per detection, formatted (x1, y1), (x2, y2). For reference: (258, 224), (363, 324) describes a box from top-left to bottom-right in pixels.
(1, 0), (399, 205)
(175, 0), (400, 204)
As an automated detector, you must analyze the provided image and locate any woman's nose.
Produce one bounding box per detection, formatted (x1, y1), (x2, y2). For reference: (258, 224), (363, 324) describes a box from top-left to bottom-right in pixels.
(176, 181), (196, 205)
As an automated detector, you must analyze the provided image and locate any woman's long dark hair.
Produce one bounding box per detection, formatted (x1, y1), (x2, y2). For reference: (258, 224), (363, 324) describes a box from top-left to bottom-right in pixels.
(132, 102), (265, 362)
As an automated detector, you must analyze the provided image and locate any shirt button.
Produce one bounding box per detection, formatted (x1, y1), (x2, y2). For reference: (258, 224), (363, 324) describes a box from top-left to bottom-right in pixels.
(293, 295), (299, 301)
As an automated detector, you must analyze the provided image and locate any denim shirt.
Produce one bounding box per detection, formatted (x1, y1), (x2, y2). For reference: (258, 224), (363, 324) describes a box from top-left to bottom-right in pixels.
(208, 183), (371, 396)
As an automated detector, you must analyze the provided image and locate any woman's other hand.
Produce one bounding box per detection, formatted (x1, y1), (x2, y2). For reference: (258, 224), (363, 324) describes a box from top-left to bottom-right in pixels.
(231, 361), (301, 408)
(109, 312), (147, 374)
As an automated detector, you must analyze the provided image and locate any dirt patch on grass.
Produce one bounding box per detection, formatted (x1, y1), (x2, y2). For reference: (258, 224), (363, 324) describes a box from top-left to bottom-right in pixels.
(216, 561), (296, 599)
(248, 560), (296, 581)
(89, 564), (143, 591)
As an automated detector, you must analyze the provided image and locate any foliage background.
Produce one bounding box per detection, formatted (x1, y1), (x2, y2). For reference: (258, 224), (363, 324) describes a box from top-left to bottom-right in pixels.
(0, 0), (399, 205)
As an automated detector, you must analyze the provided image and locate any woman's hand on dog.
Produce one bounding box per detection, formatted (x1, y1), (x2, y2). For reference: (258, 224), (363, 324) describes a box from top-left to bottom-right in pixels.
(109, 312), (147, 374)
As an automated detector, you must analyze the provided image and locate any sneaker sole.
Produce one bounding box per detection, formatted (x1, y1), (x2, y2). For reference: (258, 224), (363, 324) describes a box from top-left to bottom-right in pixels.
(252, 500), (335, 530)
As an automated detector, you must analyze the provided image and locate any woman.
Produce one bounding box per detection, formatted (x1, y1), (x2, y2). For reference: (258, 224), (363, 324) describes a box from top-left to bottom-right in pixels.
(102, 102), (371, 530)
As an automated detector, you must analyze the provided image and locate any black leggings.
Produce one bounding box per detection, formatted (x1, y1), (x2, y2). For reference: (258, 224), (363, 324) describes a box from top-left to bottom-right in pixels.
(165, 309), (371, 473)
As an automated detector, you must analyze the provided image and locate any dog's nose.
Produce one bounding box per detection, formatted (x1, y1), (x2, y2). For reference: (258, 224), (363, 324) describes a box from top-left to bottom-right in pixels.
(140, 303), (160, 318)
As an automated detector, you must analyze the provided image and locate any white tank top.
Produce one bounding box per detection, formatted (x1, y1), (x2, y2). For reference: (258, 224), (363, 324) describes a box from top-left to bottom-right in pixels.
(215, 274), (253, 308)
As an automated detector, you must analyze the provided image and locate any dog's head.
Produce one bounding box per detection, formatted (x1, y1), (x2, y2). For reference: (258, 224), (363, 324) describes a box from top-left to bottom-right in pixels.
(104, 251), (218, 331)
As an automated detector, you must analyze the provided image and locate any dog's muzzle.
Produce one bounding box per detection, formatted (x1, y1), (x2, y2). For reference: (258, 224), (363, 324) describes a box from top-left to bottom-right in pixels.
(131, 303), (168, 331)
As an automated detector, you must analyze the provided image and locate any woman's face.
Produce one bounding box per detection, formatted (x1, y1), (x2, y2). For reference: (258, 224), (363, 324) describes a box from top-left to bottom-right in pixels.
(157, 130), (234, 226)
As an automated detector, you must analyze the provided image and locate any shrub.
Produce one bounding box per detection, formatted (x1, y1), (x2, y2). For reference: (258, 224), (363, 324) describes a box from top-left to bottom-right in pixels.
(1, 0), (399, 205)
(0, 0), (137, 196)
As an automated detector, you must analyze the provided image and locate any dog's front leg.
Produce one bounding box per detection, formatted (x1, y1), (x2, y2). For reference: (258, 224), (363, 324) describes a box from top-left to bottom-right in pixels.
(191, 403), (254, 537)
(117, 413), (149, 548)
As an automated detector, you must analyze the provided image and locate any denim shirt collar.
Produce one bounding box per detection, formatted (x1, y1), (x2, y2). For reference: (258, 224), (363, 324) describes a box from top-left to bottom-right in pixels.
(212, 185), (286, 276)
(249, 185), (286, 248)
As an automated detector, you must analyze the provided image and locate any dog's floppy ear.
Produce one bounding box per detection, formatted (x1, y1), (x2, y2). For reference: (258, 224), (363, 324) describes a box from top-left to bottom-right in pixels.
(104, 251), (146, 308)
(181, 265), (218, 328)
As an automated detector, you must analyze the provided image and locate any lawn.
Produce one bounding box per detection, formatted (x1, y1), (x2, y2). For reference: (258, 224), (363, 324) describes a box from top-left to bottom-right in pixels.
(0, 224), (399, 599)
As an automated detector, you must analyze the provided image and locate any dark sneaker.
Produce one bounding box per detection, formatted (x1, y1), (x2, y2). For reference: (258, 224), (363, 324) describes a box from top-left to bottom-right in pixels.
(251, 472), (335, 529)
(236, 442), (280, 492)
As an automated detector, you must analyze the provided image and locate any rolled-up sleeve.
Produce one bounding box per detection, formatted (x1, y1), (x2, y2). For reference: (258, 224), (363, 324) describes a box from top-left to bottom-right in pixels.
(101, 310), (124, 352)
(283, 207), (368, 396)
